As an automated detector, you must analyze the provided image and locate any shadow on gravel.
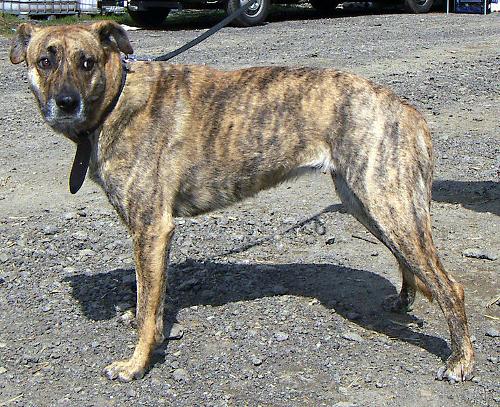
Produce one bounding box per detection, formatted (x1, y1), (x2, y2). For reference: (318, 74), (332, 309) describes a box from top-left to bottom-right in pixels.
(432, 180), (499, 216)
(65, 260), (450, 362)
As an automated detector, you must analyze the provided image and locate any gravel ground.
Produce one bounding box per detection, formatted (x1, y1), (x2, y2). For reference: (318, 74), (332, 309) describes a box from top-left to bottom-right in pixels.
(0, 7), (499, 407)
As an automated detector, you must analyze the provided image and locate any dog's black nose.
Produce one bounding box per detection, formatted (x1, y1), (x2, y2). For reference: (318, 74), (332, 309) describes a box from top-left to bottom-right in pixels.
(55, 92), (80, 114)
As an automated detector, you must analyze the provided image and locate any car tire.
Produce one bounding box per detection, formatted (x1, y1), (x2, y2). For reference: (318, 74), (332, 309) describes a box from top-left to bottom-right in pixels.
(128, 8), (170, 27)
(310, 0), (340, 15)
(226, 0), (270, 27)
(404, 0), (434, 13)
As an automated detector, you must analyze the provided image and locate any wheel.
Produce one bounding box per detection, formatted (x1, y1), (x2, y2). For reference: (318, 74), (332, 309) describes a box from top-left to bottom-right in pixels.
(226, 0), (270, 27)
(128, 8), (170, 27)
(404, 0), (434, 13)
(310, 0), (340, 15)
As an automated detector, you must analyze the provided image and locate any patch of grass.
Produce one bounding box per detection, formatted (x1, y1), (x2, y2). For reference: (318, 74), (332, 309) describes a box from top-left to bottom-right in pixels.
(0, 12), (21, 36)
(0, 12), (129, 37)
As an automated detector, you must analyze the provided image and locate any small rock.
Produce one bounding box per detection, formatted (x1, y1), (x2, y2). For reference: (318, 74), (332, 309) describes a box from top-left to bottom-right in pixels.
(0, 253), (8, 263)
(274, 332), (289, 342)
(114, 302), (132, 312)
(342, 331), (364, 343)
(78, 249), (95, 257)
(333, 402), (356, 407)
(0, 367), (6, 374)
(0, 342), (6, 348)
(251, 355), (263, 366)
(167, 323), (184, 340)
(172, 368), (189, 382)
(375, 382), (384, 388)
(325, 237), (335, 245)
(463, 248), (497, 261)
(72, 231), (88, 241)
(485, 327), (500, 338)
(42, 305), (51, 312)
(63, 212), (77, 220)
(487, 356), (498, 363)
(43, 225), (58, 235)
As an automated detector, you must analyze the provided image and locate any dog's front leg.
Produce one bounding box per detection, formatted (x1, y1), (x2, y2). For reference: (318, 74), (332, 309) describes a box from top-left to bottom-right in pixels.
(103, 215), (174, 382)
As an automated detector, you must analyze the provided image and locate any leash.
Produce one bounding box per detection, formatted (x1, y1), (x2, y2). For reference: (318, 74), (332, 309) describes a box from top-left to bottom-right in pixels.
(69, 1), (257, 193)
(125, 0), (258, 63)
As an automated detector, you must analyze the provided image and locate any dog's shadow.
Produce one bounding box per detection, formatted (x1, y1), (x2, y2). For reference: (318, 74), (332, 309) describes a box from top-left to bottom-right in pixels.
(64, 260), (451, 365)
(432, 180), (499, 216)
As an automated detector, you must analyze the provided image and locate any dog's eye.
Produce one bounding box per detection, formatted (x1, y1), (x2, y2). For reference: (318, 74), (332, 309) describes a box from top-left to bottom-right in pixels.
(38, 58), (52, 70)
(82, 58), (95, 71)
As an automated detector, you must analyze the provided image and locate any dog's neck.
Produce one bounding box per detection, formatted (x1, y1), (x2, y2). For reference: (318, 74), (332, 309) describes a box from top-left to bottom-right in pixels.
(69, 62), (128, 194)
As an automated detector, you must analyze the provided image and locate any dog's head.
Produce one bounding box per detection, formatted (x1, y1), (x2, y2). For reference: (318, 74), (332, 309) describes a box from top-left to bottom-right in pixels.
(10, 21), (133, 141)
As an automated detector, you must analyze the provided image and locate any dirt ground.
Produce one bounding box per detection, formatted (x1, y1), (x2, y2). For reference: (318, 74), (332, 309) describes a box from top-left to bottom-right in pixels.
(0, 7), (499, 407)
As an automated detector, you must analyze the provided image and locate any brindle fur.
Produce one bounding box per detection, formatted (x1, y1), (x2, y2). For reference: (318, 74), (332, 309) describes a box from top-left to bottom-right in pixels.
(10, 21), (475, 383)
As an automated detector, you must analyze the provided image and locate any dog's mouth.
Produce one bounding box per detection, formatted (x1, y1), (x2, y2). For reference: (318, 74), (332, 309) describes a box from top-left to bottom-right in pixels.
(42, 98), (88, 138)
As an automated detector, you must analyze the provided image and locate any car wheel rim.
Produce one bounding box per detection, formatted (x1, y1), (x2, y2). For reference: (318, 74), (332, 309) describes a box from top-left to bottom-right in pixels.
(240, 0), (262, 15)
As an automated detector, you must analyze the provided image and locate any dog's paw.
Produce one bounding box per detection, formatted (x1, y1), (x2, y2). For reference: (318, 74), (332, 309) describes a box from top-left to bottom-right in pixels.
(436, 357), (474, 383)
(102, 359), (146, 382)
(382, 294), (413, 313)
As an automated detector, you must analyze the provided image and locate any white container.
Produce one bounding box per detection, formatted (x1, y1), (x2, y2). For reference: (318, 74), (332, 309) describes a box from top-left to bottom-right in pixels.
(0, 0), (78, 15)
(78, 0), (98, 13)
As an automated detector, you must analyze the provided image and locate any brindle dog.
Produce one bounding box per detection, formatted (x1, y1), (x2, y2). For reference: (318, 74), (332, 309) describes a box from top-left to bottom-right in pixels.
(10, 21), (474, 383)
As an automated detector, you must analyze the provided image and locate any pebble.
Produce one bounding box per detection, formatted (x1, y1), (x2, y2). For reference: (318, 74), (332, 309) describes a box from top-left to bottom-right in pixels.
(72, 231), (88, 241)
(172, 368), (190, 382)
(342, 331), (364, 343)
(63, 212), (77, 220)
(274, 332), (289, 342)
(485, 327), (499, 338)
(0, 367), (6, 374)
(333, 403), (356, 407)
(0, 253), (8, 263)
(78, 249), (95, 257)
(43, 225), (58, 235)
(167, 323), (184, 340)
(462, 248), (497, 261)
(251, 355), (263, 366)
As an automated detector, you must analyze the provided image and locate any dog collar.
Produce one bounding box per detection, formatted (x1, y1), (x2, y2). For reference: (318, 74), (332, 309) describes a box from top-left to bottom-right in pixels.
(69, 65), (127, 194)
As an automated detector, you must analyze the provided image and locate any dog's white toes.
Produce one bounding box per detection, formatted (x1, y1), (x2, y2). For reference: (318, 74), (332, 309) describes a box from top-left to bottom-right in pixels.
(103, 359), (145, 382)
(436, 362), (473, 383)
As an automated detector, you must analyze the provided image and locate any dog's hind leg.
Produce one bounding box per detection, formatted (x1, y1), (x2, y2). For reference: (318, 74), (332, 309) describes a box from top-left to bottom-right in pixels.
(383, 262), (417, 312)
(331, 166), (474, 381)
(103, 213), (174, 382)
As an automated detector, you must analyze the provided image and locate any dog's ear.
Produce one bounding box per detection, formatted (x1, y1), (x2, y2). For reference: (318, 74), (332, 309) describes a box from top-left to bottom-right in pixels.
(90, 21), (134, 55)
(10, 23), (37, 64)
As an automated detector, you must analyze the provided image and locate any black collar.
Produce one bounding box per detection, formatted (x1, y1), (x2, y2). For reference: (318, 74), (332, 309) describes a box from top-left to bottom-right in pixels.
(69, 65), (127, 194)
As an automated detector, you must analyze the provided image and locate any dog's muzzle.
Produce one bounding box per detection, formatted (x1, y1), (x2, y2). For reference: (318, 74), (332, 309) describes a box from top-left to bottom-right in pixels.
(55, 91), (81, 114)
